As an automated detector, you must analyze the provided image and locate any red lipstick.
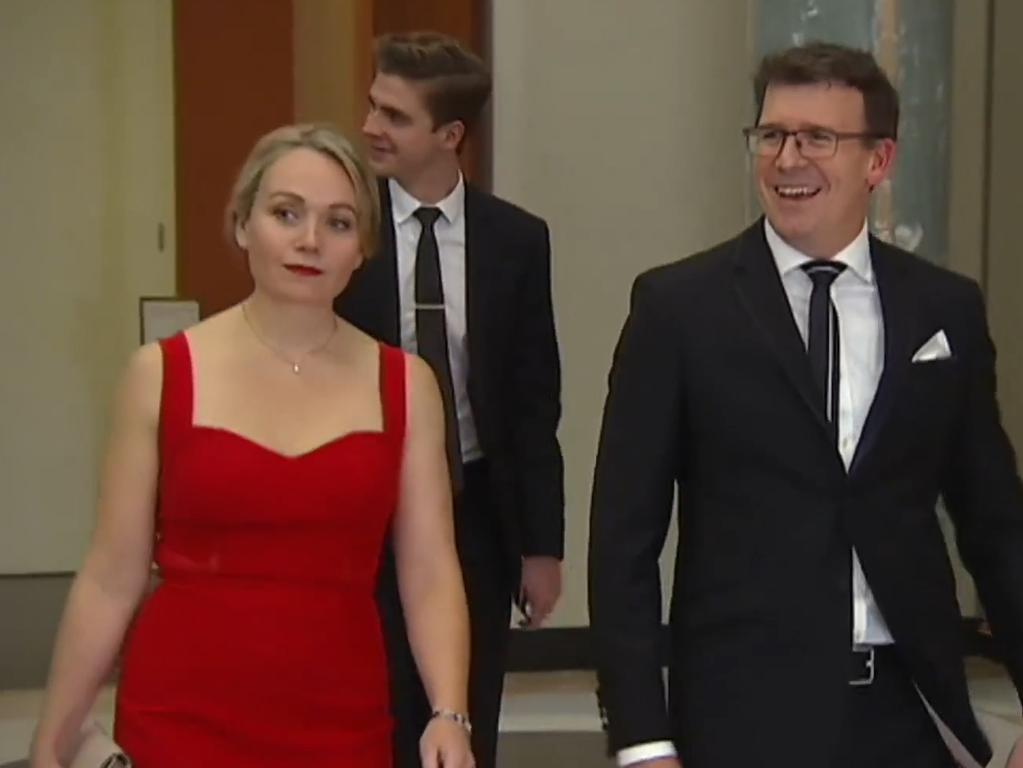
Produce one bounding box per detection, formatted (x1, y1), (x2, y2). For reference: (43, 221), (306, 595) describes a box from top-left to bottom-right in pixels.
(284, 265), (323, 277)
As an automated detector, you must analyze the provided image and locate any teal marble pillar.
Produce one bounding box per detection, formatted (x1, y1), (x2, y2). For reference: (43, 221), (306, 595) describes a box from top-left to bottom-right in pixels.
(753, 0), (953, 265)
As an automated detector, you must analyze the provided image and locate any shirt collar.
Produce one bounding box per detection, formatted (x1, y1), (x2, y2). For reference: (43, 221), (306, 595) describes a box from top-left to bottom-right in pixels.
(763, 217), (874, 284)
(389, 174), (465, 226)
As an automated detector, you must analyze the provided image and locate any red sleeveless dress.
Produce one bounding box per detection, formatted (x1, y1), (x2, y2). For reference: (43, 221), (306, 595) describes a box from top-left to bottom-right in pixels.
(114, 333), (404, 766)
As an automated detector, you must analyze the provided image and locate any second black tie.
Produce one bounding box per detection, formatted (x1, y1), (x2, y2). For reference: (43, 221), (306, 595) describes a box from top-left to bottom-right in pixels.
(414, 206), (464, 493)
(801, 260), (847, 442)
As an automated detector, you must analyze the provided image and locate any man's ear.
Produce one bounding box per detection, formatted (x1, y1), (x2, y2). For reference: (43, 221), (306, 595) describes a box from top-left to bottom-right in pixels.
(438, 119), (466, 151)
(866, 138), (897, 190)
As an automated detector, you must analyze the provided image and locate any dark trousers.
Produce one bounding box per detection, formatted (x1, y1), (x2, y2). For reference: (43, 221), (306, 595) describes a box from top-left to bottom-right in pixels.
(379, 459), (513, 768)
(831, 646), (957, 768)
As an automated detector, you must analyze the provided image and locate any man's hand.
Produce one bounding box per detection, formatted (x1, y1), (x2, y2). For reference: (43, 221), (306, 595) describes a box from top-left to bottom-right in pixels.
(518, 556), (562, 628)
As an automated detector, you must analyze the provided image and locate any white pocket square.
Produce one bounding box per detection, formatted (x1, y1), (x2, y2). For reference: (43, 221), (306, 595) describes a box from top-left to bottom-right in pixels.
(912, 330), (952, 362)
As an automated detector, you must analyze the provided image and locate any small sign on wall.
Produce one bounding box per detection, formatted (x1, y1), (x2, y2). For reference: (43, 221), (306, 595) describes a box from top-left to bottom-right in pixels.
(138, 297), (200, 344)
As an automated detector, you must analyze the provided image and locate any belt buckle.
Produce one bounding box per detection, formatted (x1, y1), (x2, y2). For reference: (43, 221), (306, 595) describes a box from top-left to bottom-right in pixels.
(849, 645), (876, 687)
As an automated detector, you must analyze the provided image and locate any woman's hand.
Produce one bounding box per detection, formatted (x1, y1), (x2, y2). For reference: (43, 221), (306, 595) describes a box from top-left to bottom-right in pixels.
(420, 716), (475, 768)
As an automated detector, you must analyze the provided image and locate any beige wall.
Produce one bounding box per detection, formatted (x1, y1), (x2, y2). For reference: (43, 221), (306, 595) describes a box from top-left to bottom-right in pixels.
(947, 1), (991, 283)
(0, 0), (176, 573)
(942, 0), (1023, 619)
(935, 0), (995, 616)
(492, 0), (753, 626)
(987, 0), (1023, 470)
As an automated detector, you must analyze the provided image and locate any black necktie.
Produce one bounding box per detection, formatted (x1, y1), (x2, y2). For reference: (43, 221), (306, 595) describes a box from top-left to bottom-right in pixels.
(414, 207), (463, 493)
(801, 260), (847, 443)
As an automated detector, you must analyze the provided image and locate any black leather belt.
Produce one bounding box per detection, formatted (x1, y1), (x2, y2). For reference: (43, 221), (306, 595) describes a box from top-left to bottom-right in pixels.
(849, 644), (896, 686)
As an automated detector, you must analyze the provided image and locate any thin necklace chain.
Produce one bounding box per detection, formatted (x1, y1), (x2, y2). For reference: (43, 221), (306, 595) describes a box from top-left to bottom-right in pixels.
(240, 302), (339, 375)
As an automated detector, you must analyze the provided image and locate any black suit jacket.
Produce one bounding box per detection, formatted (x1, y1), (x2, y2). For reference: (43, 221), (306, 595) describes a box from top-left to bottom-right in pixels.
(589, 220), (1023, 767)
(335, 181), (565, 581)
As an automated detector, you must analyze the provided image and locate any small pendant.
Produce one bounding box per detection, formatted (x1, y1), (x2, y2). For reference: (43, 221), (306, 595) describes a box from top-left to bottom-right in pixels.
(292, 363), (300, 375)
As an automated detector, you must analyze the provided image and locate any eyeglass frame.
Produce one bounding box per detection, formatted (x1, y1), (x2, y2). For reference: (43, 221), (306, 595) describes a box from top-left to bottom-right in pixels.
(742, 125), (892, 159)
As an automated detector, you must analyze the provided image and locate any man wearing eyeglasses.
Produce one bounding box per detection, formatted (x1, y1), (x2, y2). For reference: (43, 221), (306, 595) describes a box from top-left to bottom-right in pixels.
(590, 41), (1023, 768)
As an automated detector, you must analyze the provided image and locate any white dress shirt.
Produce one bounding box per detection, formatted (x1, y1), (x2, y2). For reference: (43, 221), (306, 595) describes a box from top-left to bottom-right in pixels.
(766, 218), (895, 646)
(618, 219), (894, 766)
(389, 176), (482, 462)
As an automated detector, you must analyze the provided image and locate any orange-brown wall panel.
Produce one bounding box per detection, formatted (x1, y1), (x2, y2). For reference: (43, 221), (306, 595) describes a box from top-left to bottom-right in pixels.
(173, 0), (490, 313)
(174, 0), (295, 315)
(372, 0), (483, 44)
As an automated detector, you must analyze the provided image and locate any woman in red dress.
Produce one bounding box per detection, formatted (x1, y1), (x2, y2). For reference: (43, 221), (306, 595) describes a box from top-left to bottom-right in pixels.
(32, 124), (473, 767)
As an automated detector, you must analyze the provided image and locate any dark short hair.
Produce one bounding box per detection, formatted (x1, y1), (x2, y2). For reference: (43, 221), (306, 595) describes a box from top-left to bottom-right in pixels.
(374, 31), (492, 131)
(753, 42), (899, 141)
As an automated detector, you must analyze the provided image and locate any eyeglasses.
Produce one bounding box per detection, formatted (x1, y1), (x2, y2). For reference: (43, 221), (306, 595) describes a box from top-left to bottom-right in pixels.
(742, 126), (889, 159)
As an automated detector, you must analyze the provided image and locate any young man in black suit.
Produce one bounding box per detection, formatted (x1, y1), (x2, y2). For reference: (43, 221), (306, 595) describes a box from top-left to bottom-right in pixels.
(335, 32), (565, 768)
(589, 42), (1023, 768)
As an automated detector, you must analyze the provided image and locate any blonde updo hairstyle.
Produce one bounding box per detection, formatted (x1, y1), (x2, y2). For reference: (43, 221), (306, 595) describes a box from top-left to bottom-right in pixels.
(225, 123), (380, 259)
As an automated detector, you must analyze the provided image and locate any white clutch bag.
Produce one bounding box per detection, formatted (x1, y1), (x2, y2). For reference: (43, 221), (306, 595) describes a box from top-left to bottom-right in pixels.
(69, 720), (132, 768)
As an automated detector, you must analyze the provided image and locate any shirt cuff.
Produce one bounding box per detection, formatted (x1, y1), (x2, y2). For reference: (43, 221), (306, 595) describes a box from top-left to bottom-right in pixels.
(617, 740), (678, 766)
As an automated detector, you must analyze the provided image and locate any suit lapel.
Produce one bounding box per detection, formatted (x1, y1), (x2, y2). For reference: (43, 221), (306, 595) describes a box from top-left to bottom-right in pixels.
(731, 219), (832, 437)
(375, 180), (401, 345)
(463, 185), (488, 385)
(849, 238), (917, 474)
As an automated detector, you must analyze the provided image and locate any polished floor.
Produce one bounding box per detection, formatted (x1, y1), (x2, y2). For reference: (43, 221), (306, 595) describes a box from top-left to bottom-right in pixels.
(1, 664), (1019, 766)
